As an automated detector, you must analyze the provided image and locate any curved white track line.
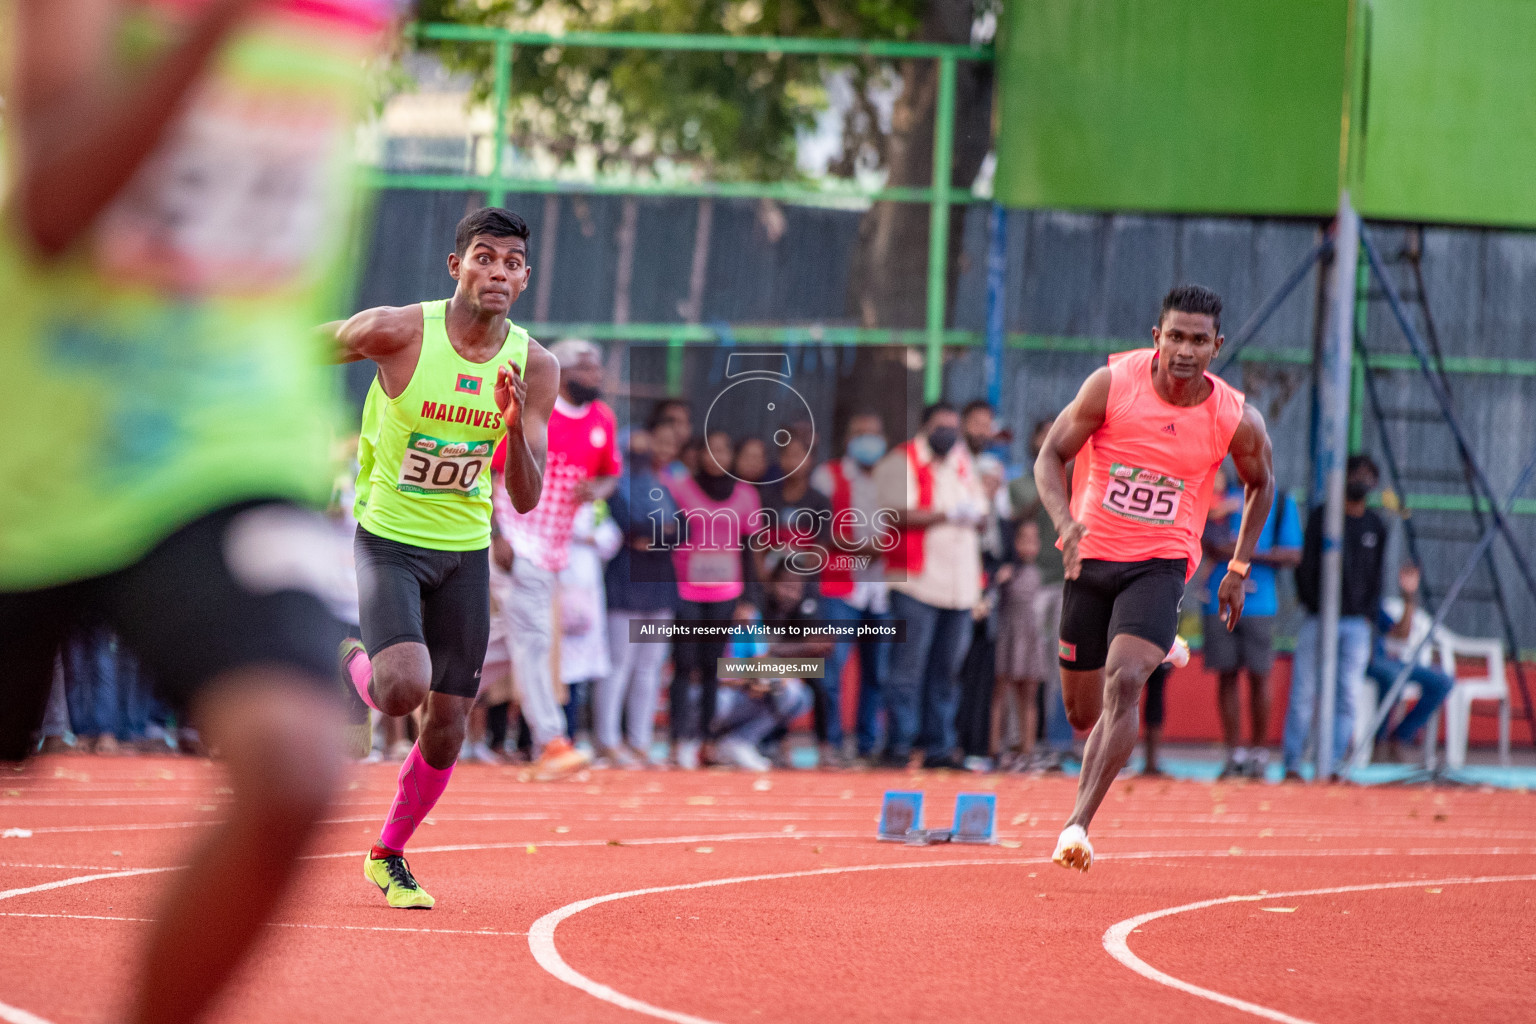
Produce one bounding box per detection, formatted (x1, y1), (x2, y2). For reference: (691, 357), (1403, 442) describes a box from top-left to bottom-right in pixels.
(0, 867), (178, 904)
(0, 1003), (53, 1024)
(528, 859), (1039, 1024)
(0, 867), (179, 1024)
(1102, 873), (1536, 1023)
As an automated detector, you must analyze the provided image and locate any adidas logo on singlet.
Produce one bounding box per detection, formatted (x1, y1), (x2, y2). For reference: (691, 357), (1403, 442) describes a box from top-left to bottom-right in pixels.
(1161, 423), (1177, 435)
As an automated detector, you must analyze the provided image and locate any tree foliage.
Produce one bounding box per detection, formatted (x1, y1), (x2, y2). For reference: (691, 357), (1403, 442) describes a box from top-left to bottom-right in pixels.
(413, 0), (925, 181)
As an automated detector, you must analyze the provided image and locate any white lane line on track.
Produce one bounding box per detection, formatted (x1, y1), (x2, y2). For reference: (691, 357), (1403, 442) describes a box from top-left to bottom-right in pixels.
(300, 831), (868, 860)
(12, 821), (210, 834)
(0, 867), (179, 904)
(0, 867), (182, 1024)
(528, 860), (1045, 1024)
(0, 1002), (53, 1024)
(1101, 873), (1536, 1023)
(0, 911), (527, 937)
(0, 863), (135, 872)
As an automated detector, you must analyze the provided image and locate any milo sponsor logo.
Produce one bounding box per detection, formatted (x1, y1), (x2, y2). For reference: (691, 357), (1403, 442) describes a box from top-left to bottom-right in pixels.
(442, 442), (471, 457)
(413, 438), (438, 452)
(471, 442), (492, 456)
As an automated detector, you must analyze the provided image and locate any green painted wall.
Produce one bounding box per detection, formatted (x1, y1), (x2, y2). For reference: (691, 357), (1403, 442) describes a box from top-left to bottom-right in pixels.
(1353, 0), (1536, 228)
(993, 0), (1348, 216)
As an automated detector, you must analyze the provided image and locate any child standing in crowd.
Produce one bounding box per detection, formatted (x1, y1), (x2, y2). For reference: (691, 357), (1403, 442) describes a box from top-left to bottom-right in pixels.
(992, 520), (1048, 770)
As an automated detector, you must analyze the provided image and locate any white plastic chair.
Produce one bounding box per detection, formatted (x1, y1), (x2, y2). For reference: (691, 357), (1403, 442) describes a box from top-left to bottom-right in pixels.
(1435, 623), (1511, 769)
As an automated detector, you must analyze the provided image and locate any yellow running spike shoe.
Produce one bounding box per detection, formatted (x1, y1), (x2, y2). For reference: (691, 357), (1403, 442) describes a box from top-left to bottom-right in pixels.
(363, 850), (435, 909)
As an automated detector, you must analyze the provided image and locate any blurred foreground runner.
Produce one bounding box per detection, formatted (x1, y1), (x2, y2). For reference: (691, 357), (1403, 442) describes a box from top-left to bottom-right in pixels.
(0, 2), (398, 1021)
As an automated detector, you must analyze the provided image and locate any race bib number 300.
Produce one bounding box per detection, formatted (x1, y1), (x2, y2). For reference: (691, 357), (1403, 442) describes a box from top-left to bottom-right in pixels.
(397, 433), (492, 496)
(1101, 464), (1185, 526)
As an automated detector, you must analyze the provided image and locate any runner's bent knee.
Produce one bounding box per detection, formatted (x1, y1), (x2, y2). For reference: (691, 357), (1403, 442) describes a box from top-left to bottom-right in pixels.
(370, 643), (431, 715)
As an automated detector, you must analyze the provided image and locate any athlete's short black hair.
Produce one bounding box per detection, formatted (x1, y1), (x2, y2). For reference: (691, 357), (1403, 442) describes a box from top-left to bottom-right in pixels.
(921, 401), (956, 425)
(455, 207), (530, 257)
(1160, 284), (1223, 334)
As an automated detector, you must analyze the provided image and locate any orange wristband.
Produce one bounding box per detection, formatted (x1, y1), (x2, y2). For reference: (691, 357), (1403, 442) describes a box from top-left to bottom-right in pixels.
(1227, 558), (1251, 578)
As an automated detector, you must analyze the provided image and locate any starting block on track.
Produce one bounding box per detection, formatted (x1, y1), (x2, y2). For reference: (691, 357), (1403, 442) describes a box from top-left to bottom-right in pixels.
(877, 791), (924, 841)
(878, 791), (997, 845)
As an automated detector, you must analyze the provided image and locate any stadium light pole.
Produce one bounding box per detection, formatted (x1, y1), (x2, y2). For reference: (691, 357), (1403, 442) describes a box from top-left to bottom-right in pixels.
(1314, 193), (1359, 782)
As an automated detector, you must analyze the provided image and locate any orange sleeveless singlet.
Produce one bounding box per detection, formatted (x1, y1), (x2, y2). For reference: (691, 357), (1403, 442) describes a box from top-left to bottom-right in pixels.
(1069, 349), (1245, 582)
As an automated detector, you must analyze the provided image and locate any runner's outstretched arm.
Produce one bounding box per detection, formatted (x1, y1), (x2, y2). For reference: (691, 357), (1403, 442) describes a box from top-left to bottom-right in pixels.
(10, 0), (261, 255)
(1217, 405), (1275, 630)
(1035, 367), (1110, 580)
(499, 342), (558, 513)
(323, 305), (424, 397)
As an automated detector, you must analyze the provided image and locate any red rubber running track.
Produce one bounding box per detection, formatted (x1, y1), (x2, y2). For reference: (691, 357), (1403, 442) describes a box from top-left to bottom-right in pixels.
(3, 756), (1534, 1023)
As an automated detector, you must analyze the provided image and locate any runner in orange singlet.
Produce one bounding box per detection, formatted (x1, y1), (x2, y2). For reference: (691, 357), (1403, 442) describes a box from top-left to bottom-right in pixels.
(1034, 285), (1275, 871)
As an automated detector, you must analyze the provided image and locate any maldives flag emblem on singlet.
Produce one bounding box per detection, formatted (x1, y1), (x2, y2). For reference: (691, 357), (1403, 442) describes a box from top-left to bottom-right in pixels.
(455, 374), (482, 394)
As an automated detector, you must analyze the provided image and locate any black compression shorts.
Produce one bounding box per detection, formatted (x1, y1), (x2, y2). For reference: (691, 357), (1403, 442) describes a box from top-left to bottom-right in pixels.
(0, 501), (345, 761)
(354, 526), (490, 699)
(1058, 557), (1187, 672)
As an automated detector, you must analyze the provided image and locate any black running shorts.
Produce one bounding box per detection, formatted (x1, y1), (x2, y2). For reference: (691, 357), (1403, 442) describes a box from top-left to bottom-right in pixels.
(354, 526), (490, 699)
(1058, 558), (1187, 672)
(0, 501), (346, 761)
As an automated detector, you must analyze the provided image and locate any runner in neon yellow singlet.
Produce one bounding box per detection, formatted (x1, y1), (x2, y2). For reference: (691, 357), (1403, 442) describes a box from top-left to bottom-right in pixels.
(0, 3), (399, 1022)
(328, 206), (566, 909)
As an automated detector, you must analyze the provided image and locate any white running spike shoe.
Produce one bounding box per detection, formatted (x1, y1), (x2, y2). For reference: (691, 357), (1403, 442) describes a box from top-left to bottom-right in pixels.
(1165, 635), (1190, 668)
(1052, 824), (1094, 872)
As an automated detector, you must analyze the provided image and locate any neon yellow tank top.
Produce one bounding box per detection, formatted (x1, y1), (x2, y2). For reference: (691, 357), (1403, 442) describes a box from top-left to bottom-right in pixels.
(0, 0), (388, 589)
(356, 300), (529, 551)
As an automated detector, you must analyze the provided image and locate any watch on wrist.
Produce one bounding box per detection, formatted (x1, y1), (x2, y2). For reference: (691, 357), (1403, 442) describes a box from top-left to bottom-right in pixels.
(1227, 558), (1251, 579)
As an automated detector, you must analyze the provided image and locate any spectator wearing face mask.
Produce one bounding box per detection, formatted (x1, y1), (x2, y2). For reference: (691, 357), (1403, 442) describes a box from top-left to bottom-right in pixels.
(1284, 455), (1385, 781)
(810, 411), (893, 764)
(875, 403), (988, 769)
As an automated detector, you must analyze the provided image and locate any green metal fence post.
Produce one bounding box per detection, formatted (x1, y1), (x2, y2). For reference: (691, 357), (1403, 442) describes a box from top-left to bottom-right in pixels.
(924, 54), (957, 404)
(489, 39), (512, 207)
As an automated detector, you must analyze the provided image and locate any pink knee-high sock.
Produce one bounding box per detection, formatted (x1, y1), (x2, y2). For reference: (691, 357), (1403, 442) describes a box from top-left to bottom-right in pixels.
(377, 744), (453, 853)
(344, 645), (381, 713)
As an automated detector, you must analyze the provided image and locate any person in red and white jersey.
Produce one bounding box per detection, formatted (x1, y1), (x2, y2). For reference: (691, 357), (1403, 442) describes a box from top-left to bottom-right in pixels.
(809, 410), (894, 765)
(494, 338), (622, 778)
(1035, 285), (1275, 872)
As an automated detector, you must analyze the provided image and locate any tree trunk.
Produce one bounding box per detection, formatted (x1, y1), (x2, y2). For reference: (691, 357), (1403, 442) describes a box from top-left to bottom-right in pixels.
(846, 0), (994, 331)
(842, 0), (994, 440)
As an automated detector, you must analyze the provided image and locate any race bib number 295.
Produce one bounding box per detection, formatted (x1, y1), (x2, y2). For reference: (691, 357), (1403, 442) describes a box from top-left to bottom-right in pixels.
(398, 433), (492, 496)
(1101, 464), (1184, 526)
